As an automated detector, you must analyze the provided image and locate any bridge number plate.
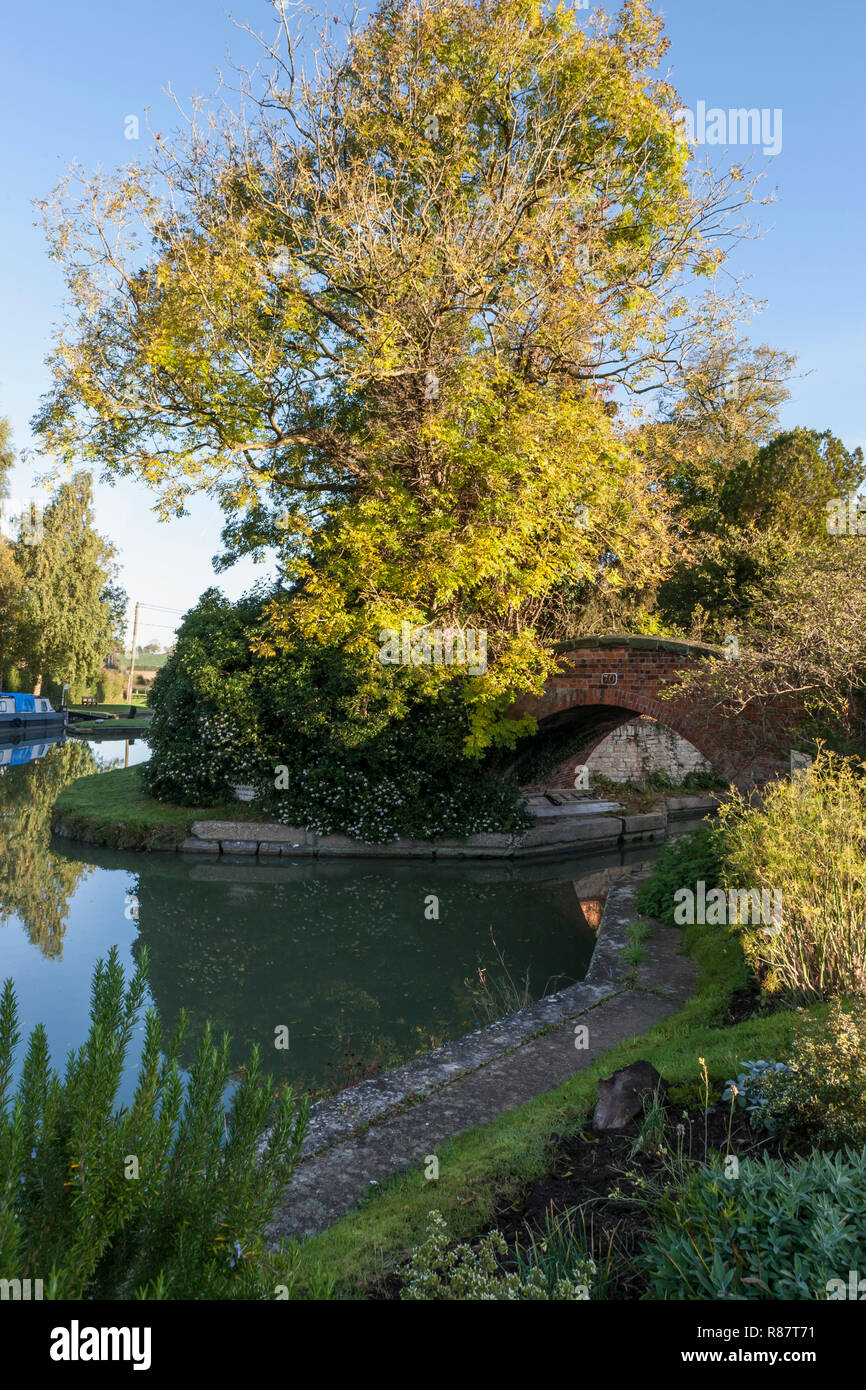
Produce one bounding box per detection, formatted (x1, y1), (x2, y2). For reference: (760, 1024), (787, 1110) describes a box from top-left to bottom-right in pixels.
(601, 672), (619, 686)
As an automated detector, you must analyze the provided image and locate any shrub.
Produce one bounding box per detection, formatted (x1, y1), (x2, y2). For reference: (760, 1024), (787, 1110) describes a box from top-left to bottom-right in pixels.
(143, 587), (530, 842)
(717, 749), (866, 1000)
(737, 1001), (866, 1149)
(641, 1147), (866, 1300)
(635, 828), (724, 925)
(400, 1210), (595, 1300)
(721, 1059), (792, 1134)
(0, 948), (307, 1299)
(94, 667), (126, 704)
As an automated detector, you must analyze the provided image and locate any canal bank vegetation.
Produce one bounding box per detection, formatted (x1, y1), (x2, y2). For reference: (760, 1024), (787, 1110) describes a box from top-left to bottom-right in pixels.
(0, 947), (309, 1299)
(285, 752), (866, 1299)
(68, 700), (149, 717)
(137, 589), (532, 844)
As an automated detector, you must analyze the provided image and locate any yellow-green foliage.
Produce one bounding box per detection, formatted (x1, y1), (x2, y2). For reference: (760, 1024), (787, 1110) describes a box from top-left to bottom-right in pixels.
(94, 667), (127, 704)
(717, 749), (866, 1001)
(35, 0), (743, 752)
(759, 1000), (866, 1147)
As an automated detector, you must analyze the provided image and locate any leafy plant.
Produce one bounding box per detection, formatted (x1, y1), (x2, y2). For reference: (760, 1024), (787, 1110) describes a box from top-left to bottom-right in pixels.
(743, 1001), (866, 1148)
(641, 1147), (866, 1300)
(0, 948), (307, 1299)
(143, 587), (531, 843)
(721, 1060), (791, 1134)
(717, 749), (866, 1000)
(635, 827), (725, 925)
(514, 1206), (609, 1300)
(400, 1209), (595, 1300)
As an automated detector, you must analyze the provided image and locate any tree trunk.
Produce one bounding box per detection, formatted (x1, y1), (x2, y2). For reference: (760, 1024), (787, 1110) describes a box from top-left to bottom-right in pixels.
(32, 672), (42, 696)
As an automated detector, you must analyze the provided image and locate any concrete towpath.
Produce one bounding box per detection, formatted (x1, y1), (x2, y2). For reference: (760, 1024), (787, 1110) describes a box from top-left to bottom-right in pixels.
(266, 871), (697, 1245)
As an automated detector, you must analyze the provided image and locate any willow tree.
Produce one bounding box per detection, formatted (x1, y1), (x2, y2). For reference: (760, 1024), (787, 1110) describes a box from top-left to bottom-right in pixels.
(35, 0), (759, 750)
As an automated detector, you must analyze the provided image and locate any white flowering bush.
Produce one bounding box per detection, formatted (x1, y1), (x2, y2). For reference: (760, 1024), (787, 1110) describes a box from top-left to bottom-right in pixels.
(400, 1211), (595, 1300)
(143, 588), (531, 842)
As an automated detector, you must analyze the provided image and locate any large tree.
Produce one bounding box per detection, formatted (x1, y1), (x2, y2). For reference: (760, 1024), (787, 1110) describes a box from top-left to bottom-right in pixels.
(632, 338), (798, 534)
(35, 0), (760, 749)
(629, 338), (864, 643)
(12, 472), (126, 696)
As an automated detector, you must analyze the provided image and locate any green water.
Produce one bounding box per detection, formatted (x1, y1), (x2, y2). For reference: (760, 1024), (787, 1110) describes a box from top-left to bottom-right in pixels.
(0, 736), (659, 1101)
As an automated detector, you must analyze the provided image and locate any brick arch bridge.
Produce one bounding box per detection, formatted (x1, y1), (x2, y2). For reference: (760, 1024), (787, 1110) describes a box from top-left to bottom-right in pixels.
(507, 635), (793, 791)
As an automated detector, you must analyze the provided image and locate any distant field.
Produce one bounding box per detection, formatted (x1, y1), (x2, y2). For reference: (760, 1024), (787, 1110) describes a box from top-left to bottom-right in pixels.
(116, 652), (170, 671)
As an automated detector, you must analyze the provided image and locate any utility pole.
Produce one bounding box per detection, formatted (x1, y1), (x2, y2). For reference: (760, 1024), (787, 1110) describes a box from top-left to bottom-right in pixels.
(125, 601), (140, 704)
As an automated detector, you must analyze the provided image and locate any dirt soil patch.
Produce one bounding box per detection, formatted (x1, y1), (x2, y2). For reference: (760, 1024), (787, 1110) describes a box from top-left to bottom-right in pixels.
(383, 1101), (809, 1300)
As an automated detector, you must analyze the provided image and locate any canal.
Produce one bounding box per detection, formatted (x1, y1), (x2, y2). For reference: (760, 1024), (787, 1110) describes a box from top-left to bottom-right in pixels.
(0, 735), (662, 1103)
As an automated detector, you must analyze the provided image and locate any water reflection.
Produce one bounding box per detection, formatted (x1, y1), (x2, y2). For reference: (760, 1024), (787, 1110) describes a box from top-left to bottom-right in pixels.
(0, 736), (100, 957)
(54, 844), (599, 1096)
(0, 736), (659, 1101)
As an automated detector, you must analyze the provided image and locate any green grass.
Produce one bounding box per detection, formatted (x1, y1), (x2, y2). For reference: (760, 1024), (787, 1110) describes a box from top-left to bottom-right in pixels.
(51, 765), (264, 850)
(283, 913), (805, 1299)
(69, 700), (150, 716)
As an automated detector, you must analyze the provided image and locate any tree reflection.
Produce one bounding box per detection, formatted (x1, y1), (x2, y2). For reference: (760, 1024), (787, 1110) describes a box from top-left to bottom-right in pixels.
(0, 739), (99, 956)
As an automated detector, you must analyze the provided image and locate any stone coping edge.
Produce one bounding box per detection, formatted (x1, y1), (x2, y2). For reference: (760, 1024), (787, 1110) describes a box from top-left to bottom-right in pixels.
(181, 794), (718, 861)
(259, 871), (653, 1163)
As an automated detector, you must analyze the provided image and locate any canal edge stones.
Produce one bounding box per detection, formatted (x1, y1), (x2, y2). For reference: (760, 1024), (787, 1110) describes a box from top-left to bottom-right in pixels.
(180, 794), (717, 860)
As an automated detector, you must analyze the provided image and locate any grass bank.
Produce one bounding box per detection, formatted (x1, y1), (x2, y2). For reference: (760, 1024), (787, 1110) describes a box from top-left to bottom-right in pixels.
(68, 701), (154, 734)
(51, 765), (261, 850)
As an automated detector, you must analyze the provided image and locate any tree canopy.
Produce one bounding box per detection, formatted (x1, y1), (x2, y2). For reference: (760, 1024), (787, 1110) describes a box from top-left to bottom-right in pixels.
(10, 472), (126, 697)
(35, 0), (760, 749)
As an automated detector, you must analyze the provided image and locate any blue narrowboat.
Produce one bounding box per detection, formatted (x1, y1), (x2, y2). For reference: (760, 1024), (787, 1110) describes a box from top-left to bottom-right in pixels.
(0, 692), (67, 735)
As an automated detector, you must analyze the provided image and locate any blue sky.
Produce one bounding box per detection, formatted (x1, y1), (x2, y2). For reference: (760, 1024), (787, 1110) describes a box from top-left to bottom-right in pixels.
(0, 0), (863, 648)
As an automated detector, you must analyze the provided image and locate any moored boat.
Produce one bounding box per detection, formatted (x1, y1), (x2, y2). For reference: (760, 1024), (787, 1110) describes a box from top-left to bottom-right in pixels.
(0, 693), (67, 735)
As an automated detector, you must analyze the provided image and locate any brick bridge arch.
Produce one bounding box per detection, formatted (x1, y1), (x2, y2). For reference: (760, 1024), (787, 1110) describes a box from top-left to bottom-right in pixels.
(508, 636), (793, 791)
